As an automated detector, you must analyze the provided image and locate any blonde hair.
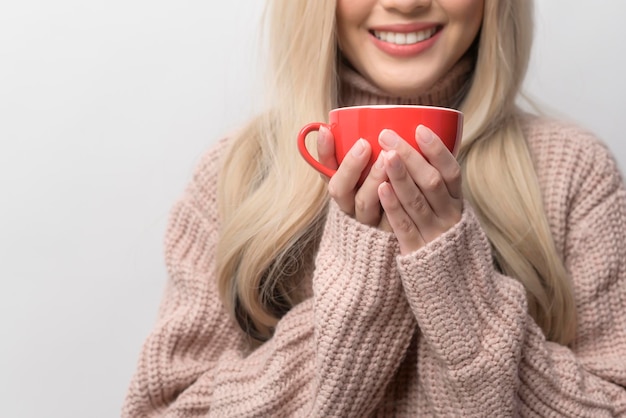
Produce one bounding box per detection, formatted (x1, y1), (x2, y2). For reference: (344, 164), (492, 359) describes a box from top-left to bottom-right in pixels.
(216, 0), (577, 345)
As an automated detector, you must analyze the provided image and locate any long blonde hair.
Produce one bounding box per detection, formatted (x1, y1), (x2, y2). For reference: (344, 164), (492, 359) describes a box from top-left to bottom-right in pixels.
(216, 0), (576, 345)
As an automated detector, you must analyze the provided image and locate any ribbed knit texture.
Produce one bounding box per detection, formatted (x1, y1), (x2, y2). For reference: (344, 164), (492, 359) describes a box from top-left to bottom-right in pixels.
(122, 57), (626, 416)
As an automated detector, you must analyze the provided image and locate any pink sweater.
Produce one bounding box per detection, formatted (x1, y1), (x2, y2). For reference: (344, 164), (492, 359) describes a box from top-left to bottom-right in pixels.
(123, 61), (626, 417)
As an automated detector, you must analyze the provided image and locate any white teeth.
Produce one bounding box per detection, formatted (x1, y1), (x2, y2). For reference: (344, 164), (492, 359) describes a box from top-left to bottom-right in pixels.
(373, 27), (437, 45)
(406, 32), (418, 44)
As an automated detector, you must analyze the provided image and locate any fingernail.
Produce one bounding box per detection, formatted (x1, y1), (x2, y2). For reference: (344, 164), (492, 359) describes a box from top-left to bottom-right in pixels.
(379, 182), (391, 197)
(351, 138), (366, 156)
(386, 150), (401, 170)
(318, 126), (330, 144)
(379, 129), (398, 148)
(416, 125), (433, 144)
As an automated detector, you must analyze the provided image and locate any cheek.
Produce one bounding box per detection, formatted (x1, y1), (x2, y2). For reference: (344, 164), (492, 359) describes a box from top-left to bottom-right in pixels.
(335, 0), (359, 27)
(335, 0), (372, 32)
(442, 0), (484, 27)
(335, 0), (352, 49)
(458, 0), (484, 33)
(335, 0), (369, 55)
(445, 0), (484, 51)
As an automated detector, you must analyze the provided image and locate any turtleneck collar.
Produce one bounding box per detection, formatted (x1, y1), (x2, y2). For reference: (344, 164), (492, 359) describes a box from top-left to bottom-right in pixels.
(337, 53), (475, 109)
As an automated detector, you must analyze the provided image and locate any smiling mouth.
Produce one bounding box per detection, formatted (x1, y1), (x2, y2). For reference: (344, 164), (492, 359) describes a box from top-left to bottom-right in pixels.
(371, 27), (439, 45)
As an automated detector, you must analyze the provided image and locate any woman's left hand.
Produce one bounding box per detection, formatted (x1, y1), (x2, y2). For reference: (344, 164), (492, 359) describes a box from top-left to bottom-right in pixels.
(377, 125), (463, 255)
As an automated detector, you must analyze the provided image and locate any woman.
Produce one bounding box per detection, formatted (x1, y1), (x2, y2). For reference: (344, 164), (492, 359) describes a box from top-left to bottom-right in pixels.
(123, 0), (626, 416)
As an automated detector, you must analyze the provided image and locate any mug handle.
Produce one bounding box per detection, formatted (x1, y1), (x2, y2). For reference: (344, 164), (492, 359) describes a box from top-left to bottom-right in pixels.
(297, 122), (336, 178)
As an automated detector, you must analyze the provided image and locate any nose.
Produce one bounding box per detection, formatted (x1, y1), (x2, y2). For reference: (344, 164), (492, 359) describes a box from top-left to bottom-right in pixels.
(379, 0), (432, 15)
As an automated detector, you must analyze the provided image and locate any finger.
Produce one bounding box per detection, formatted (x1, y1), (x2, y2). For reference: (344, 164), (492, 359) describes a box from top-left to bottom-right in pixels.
(378, 212), (393, 233)
(354, 151), (387, 226)
(328, 139), (371, 215)
(384, 150), (437, 234)
(379, 129), (455, 217)
(415, 125), (463, 199)
(378, 182), (425, 254)
(317, 125), (338, 181)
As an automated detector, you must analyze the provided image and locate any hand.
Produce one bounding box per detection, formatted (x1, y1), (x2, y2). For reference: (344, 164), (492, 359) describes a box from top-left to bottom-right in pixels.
(377, 125), (463, 255)
(317, 126), (390, 229)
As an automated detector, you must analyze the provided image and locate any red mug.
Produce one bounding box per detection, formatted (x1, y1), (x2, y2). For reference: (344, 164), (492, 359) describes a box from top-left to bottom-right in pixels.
(297, 105), (463, 181)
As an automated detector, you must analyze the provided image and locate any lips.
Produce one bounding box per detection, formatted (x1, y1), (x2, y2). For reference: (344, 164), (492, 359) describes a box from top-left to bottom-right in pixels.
(367, 24), (442, 57)
(371, 27), (438, 46)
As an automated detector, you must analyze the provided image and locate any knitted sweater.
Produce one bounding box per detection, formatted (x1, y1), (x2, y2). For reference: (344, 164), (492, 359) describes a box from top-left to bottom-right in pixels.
(123, 60), (626, 417)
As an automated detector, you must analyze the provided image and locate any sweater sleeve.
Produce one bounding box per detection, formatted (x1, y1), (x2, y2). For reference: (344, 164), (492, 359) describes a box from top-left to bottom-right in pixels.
(122, 144), (417, 417)
(395, 143), (626, 416)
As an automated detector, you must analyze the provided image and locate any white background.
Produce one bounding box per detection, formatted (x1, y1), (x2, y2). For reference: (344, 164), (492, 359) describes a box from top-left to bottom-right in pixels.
(1, 1), (624, 417)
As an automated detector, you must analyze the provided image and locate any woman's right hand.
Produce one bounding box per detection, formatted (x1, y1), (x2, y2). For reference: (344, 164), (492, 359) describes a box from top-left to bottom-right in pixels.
(317, 126), (390, 229)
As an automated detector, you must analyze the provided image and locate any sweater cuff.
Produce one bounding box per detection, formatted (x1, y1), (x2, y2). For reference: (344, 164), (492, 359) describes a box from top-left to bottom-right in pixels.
(313, 201), (403, 309)
(396, 204), (527, 367)
(319, 200), (400, 268)
(311, 202), (417, 416)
